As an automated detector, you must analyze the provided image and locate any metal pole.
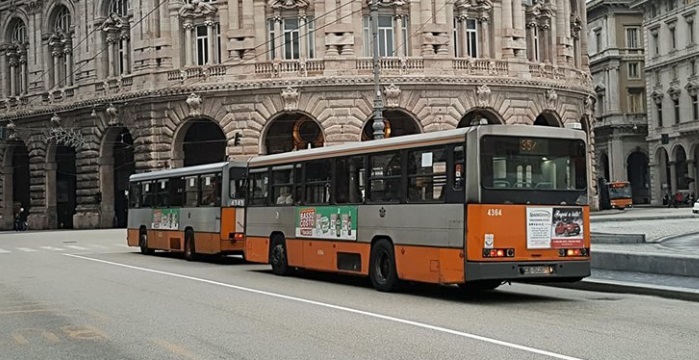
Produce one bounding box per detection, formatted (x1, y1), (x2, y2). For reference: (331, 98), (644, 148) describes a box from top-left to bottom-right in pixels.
(371, 0), (385, 140)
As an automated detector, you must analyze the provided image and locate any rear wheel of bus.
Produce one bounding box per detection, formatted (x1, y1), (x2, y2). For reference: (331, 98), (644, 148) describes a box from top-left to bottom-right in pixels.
(270, 234), (290, 276)
(184, 230), (197, 261)
(139, 228), (154, 255)
(370, 239), (401, 292)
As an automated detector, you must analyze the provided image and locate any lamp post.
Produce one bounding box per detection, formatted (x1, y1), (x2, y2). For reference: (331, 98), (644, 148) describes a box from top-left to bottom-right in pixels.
(370, 0), (403, 140)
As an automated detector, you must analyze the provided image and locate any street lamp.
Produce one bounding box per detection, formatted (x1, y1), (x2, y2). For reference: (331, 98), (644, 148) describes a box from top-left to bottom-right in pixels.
(370, 0), (404, 140)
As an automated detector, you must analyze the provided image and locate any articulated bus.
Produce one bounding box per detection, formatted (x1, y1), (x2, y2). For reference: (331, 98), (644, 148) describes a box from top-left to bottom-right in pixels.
(127, 162), (248, 260)
(243, 124), (591, 291)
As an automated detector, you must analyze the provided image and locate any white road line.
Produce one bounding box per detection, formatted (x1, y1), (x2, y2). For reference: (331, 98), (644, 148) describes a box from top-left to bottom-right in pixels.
(16, 247), (37, 252)
(40, 246), (65, 251)
(64, 254), (585, 360)
(89, 244), (108, 249)
(65, 245), (89, 250)
(0, 248), (10, 253)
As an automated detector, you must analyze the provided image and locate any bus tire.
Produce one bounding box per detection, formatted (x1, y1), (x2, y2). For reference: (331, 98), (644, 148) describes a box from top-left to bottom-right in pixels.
(270, 235), (290, 276)
(369, 239), (400, 292)
(184, 230), (197, 261)
(139, 230), (154, 255)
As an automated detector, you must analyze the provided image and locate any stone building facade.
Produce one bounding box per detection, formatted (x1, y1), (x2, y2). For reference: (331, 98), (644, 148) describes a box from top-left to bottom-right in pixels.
(587, 0), (650, 204)
(0, 0), (596, 230)
(630, 0), (699, 204)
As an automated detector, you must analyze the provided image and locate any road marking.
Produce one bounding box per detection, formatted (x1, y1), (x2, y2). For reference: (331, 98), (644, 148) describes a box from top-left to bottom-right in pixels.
(0, 248), (10, 253)
(151, 338), (202, 360)
(16, 247), (37, 252)
(40, 246), (65, 251)
(0, 309), (56, 315)
(65, 245), (89, 250)
(65, 254), (586, 360)
(89, 244), (109, 249)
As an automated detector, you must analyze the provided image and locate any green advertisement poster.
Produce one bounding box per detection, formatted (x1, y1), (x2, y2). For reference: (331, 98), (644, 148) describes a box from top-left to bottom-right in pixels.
(152, 208), (180, 230)
(296, 206), (358, 240)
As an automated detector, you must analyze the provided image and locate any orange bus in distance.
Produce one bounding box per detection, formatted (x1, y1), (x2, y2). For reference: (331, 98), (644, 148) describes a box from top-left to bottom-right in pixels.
(608, 181), (633, 210)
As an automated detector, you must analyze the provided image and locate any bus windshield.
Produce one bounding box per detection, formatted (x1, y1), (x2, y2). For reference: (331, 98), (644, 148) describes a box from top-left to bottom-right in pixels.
(480, 135), (587, 205)
(609, 184), (632, 199)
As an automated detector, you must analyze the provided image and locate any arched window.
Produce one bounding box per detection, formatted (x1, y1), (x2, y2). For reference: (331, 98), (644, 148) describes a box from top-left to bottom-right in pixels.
(179, 0), (223, 66)
(49, 6), (73, 88)
(5, 20), (28, 97)
(452, 0), (491, 59)
(102, 0), (131, 77)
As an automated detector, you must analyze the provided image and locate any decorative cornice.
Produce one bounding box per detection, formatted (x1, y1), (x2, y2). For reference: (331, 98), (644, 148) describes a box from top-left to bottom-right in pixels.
(0, 76), (594, 121)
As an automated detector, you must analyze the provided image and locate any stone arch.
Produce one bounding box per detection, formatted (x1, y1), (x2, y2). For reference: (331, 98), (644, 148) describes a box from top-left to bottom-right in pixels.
(260, 111), (324, 155)
(171, 116), (228, 167)
(1, 140), (30, 229)
(99, 126), (135, 228)
(674, 145), (689, 191)
(3, 15), (30, 43)
(626, 149), (650, 204)
(457, 108), (505, 127)
(100, 0), (129, 16)
(361, 108), (422, 141)
(599, 152), (610, 181)
(654, 145), (671, 195)
(44, 1), (76, 33)
(534, 110), (563, 127)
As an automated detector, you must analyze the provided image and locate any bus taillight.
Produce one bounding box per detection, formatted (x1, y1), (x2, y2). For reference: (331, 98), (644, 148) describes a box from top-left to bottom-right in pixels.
(229, 232), (245, 242)
(483, 248), (515, 258)
(558, 248), (590, 257)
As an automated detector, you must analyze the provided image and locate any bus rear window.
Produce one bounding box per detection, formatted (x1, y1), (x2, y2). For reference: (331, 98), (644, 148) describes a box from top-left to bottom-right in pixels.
(480, 136), (587, 191)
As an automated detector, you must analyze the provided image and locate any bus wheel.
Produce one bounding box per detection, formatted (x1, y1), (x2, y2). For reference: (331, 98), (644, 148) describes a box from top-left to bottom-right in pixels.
(270, 236), (290, 276)
(370, 239), (400, 292)
(139, 232), (154, 255)
(184, 231), (197, 261)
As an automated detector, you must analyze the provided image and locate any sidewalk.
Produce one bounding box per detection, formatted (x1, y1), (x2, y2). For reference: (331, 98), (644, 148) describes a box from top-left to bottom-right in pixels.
(591, 206), (697, 223)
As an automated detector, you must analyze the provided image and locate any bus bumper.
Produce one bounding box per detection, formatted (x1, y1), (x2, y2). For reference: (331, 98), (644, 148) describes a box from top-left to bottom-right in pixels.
(464, 261), (591, 283)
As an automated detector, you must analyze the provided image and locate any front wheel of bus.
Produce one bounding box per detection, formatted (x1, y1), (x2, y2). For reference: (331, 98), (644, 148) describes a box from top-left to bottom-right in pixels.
(270, 236), (290, 276)
(370, 240), (400, 292)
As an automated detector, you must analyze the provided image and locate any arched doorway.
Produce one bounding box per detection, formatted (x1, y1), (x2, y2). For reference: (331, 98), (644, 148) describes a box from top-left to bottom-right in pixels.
(264, 113), (324, 154)
(55, 145), (76, 229)
(600, 153), (610, 181)
(457, 109), (502, 127)
(361, 110), (421, 141)
(182, 118), (227, 166)
(627, 150), (649, 204)
(100, 127), (135, 228)
(1, 141), (30, 229)
(534, 112), (561, 127)
(675, 146), (689, 192)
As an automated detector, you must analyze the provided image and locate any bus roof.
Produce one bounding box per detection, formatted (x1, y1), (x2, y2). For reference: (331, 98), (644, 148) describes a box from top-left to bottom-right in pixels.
(129, 161), (245, 182)
(249, 124), (586, 168)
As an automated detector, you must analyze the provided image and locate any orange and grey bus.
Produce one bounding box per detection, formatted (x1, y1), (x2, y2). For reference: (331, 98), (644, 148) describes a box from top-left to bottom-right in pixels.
(243, 124), (591, 292)
(127, 161), (247, 260)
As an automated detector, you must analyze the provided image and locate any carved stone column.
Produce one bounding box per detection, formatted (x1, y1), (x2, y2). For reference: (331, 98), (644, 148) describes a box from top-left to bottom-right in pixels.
(299, 12), (308, 59)
(458, 15), (468, 57)
(106, 35), (116, 77)
(19, 52), (27, 94)
(183, 22), (194, 66)
(273, 14), (282, 60)
(479, 15), (490, 58)
(8, 54), (17, 96)
(64, 47), (73, 86)
(394, 13), (404, 57)
(121, 32), (130, 74)
(206, 20), (215, 65)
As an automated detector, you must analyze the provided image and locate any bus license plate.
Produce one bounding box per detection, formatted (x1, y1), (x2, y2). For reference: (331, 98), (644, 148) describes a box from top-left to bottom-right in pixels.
(521, 265), (554, 275)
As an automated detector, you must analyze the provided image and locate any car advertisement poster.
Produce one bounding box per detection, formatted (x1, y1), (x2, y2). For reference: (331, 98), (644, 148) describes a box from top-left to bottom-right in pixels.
(296, 206), (357, 241)
(152, 208), (180, 230)
(526, 207), (584, 249)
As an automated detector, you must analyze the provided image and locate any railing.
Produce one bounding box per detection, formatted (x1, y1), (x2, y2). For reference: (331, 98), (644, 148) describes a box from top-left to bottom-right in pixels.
(356, 57), (424, 72)
(453, 58), (508, 75)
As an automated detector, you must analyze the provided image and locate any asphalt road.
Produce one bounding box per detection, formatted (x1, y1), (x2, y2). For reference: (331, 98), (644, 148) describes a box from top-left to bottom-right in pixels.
(1, 230), (697, 360)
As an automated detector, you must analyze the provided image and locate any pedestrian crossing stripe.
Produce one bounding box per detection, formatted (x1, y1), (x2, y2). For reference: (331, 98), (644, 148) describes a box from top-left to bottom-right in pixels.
(65, 245), (89, 250)
(0, 244), (130, 254)
(40, 246), (65, 251)
(0, 248), (9, 253)
(16, 247), (37, 252)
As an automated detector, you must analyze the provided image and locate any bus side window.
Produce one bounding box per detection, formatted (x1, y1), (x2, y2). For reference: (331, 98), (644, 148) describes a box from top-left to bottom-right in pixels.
(305, 160), (332, 204)
(336, 156), (365, 204)
(170, 177), (185, 207)
(248, 170), (269, 206)
(369, 152), (402, 203)
(272, 167), (294, 205)
(141, 182), (153, 208)
(129, 183), (141, 208)
(200, 173), (222, 207)
(185, 176), (198, 207)
(156, 179), (169, 207)
(454, 146), (464, 191)
(407, 147), (447, 202)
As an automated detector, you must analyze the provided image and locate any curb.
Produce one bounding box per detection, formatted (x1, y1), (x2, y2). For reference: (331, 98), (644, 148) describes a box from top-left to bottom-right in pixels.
(592, 250), (699, 277)
(656, 231), (699, 245)
(591, 232), (645, 244)
(543, 278), (699, 303)
(590, 214), (697, 223)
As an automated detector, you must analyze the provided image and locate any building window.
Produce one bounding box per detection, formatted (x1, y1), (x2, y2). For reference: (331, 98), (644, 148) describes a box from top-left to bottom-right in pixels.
(674, 99), (680, 124)
(689, 20), (695, 45)
(5, 20), (28, 96)
(597, 94), (604, 116)
(691, 60), (696, 76)
(453, 16), (479, 58)
(102, 0), (130, 78)
(595, 30), (602, 53)
(657, 104), (663, 127)
(49, 6), (73, 88)
(652, 33), (659, 56)
(672, 65), (678, 80)
(668, 0), (676, 11)
(671, 28), (677, 50)
(692, 95), (698, 120)
(628, 62), (640, 79)
(362, 15), (399, 57)
(193, 23), (222, 65)
(626, 27), (639, 53)
(269, 17), (316, 60)
(532, 26), (540, 61)
(628, 90), (644, 114)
